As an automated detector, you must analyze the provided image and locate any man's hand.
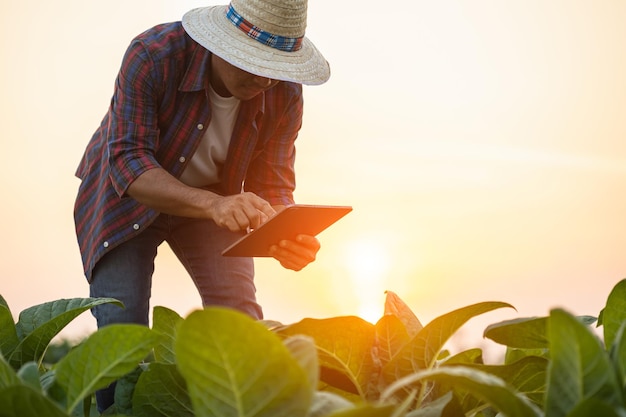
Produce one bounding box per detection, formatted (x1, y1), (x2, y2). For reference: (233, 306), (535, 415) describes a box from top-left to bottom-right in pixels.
(209, 192), (276, 232)
(269, 234), (321, 271)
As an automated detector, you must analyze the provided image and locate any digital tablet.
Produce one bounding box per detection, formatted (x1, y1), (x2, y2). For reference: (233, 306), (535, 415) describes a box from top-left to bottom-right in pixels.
(221, 204), (352, 257)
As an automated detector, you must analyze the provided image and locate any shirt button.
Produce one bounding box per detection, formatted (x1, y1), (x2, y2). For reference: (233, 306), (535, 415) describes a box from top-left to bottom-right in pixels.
(197, 123), (204, 130)
(133, 224), (140, 231)
(179, 156), (186, 163)
(103, 241), (109, 248)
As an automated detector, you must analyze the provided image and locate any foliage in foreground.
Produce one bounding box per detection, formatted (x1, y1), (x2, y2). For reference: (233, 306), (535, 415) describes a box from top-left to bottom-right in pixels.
(1, 279), (626, 416)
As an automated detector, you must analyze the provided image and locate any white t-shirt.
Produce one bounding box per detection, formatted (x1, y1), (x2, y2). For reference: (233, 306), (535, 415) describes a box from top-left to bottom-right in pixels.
(179, 84), (241, 187)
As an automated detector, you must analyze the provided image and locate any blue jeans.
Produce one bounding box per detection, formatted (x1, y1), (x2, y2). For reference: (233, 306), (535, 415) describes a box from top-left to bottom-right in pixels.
(89, 214), (261, 412)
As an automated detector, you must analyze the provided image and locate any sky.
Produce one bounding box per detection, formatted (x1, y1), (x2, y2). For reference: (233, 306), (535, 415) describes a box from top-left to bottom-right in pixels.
(1, 0), (626, 357)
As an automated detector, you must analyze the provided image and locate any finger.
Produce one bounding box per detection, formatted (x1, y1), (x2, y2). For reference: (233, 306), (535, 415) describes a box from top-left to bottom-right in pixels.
(271, 242), (315, 268)
(248, 194), (275, 218)
(240, 205), (267, 230)
(280, 259), (304, 272)
(278, 239), (319, 262)
(270, 246), (305, 271)
(295, 235), (321, 251)
(230, 209), (253, 232)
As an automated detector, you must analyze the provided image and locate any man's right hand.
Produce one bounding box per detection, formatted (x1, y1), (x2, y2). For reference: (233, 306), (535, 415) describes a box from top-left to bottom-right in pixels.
(208, 192), (276, 232)
(127, 168), (275, 231)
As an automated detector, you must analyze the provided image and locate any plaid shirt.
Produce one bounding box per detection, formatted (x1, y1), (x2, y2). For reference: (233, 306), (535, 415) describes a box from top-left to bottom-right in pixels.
(74, 22), (303, 281)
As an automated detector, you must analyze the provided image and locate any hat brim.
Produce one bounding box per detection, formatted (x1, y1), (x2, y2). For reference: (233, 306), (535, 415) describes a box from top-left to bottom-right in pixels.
(182, 6), (330, 85)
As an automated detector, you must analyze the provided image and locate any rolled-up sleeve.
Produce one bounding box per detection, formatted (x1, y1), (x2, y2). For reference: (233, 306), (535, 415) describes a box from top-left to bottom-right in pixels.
(107, 39), (162, 197)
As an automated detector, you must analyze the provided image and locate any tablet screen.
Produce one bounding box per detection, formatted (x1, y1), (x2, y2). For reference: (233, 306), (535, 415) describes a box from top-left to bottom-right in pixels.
(221, 204), (352, 257)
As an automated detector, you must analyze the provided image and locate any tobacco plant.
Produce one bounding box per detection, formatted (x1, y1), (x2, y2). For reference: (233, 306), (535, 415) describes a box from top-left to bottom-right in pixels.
(1, 279), (626, 416)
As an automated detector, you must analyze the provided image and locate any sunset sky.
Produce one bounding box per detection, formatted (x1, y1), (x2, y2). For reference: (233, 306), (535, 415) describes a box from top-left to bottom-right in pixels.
(2, 0), (625, 356)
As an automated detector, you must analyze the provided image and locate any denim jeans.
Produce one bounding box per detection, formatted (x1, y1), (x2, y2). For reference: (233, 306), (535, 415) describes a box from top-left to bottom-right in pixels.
(89, 214), (262, 412)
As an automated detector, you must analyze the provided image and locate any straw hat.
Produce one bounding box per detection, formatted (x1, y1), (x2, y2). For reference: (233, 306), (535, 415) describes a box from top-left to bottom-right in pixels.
(182, 0), (330, 85)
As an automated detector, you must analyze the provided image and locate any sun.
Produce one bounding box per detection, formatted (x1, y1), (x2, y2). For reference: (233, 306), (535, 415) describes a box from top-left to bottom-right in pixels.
(343, 237), (391, 323)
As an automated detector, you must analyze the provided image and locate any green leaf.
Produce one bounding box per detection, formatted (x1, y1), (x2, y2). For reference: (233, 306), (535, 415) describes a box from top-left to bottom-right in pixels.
(0, 305), (19, 358)
(407, 391), (453, 417)
(0, 294), (10, 310)
(383, 291), (423, 337)
(485, 315), (596, 350)
(278, 316), (376, 398)
(381, 367), (542, 417)
(17, 362), (41, 391)
(0, 385), (69, 417)
(9, 297), (123, 368)
(610, 322), (626, 391)
(440, 348), (484, 366)
(152, 306), (182, 364)
(565, 397), (626, 417)
(504, 347), (549, 364)
(132, 363), (193, 417)
(113, 365), (144, 415)
(545, 308), (623, 417)
(484, 317), (549, 349)
(283, 335), (319, 389)
(385, 302), (514, 380)
(0, 352), (21, 388)
(602, 279), (626, 350)
(55, 324), (160, 412)
(15, 298), (122, 339)
(375, 314), (412, 365)
(454, 356), (548, 407)
(176, 307), (312, 417)
(325, 404), (396, 417)
(308, 391), (354, 417)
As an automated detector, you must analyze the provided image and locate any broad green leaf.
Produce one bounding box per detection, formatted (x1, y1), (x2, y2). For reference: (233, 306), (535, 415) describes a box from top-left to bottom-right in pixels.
(0, 352), (20, 388)
(375, 314), (412, 365)
(407, 391), (453, 417)
(308, 391), (354, 417)
(545, 308), (623, 417)
(114, 365), (144, 415)
(0, 305), (19, 358)
(283, 335), (319, 389)
(278, 316), (376, 398)
(381, 367), (542, 417)
(9, 297), (123, 368)
(602, 279), (626, 350)
(565, 397), (626, 417)
(484, 317), (549, 349)
(384, 302), (514, 380)
(17, 362), (41, 391)
(0, 385), (69, 417)
(0, 294), (10, 310)
(152, 306), (182, 364)
(55, 324), (160, 412)
(383, 291), (423, 337)
(452, 356), (548, 407)
(39, 370), (68, 409)
(440, 348), (483, 366)
(325, 404), (396, 417)
(611, 322), (626, 390)
(176, 308), (312, 417)
(15, 298), (122, 338)
(485, 315), (596, 350)
(504, 347), (549, 364)
(132, 363), (193, 417)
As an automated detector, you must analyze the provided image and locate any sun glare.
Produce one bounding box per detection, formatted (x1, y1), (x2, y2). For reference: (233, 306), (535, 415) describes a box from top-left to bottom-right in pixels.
(344, 237), (390, 323)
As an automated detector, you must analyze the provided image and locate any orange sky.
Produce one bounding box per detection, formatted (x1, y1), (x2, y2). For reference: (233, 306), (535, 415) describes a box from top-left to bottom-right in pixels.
(1, 0), (625, 355)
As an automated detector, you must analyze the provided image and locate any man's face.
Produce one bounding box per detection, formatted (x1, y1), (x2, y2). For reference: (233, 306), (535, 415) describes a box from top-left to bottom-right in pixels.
(210, 54), (280, 100)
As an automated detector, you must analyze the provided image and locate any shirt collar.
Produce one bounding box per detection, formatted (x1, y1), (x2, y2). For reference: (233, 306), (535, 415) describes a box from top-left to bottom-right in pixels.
(179, 41), (211, 92)
(179, 39), (267, 114)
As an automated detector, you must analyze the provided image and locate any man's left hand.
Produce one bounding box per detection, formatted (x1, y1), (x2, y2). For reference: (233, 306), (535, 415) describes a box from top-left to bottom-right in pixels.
(269, 234), (320, 271)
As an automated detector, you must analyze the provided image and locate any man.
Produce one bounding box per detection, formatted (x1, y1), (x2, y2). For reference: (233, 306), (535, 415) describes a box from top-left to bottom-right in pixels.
(74, 0), (329, 411)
